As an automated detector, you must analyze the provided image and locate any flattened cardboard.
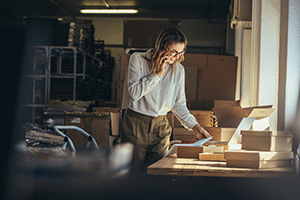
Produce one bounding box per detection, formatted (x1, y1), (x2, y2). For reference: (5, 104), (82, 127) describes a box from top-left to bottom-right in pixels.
(197, 55), (238, 101)
(124, 20), (180, 48)
(214, 100), (240, 108)
(212, 105), (275, 120)
(241, 131), (293, 151)
(181, 54), (208, 68)
(185, 67), (198, 104)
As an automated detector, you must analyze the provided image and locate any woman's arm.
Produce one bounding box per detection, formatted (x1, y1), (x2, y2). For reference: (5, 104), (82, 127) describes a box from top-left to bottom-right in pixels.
(172, 66), (211, 139)
(127, 53), (160, 101)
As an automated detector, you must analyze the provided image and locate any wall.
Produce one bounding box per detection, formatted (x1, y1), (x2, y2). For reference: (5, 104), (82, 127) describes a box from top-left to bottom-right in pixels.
(237, 0), (300, 150)
(78, 17), (227, 102)
(285, 0), (300, 147)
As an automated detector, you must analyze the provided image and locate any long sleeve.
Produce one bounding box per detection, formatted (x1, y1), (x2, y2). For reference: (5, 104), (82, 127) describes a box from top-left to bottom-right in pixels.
(171, 67), (198, 130)
(127, 53), (160, 102)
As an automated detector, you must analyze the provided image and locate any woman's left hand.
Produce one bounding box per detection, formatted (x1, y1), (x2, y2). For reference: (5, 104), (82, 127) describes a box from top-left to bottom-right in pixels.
(192, 124), (211, 140)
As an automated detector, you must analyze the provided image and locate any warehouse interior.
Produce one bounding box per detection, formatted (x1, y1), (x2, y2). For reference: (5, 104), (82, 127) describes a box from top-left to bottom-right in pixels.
(1, 0), (300, 199)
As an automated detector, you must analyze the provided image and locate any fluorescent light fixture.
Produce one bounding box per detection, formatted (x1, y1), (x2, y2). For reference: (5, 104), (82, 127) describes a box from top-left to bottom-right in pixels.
(80, 9), (138, 14)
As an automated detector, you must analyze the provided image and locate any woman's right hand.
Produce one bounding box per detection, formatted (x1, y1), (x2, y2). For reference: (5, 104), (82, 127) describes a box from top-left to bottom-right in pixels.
(156, 51), (169, 77)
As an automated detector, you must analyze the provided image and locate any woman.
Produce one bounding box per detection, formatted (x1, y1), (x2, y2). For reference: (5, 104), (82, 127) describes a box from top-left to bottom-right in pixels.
(120, 27), (211, 174)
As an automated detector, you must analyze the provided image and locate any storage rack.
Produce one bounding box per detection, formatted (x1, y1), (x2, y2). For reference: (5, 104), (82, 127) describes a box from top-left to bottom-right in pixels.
(23, 45), (111, 125)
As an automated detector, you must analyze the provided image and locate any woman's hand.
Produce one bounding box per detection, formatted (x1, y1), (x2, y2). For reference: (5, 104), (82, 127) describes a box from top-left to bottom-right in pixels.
(156, 51), (170, 77)
(192, 124), (211, 140)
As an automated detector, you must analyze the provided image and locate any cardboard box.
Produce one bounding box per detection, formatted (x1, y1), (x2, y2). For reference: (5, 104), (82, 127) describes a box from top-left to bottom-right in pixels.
(241, 131), (293, 151)
(190, 110), (214, 127)
(123, 20), (180, 48)
(204, 127), (236, 142)
(64, 110), (120, 149)
(213, 100), (240, 108)
(185, 67), (198, 104)
(203, 117), (256, 151)
(170, 111), (214, 129)
(172, 128), (195, 140)
(177, 145), (224, 158)
(199, 152), (226, 161)
(117, 53), (238, 111)
(225, 150), (293, 169)
(194, 55), (238, 110)
(212, 105), (275, 128)
(118, 54), (130, 109)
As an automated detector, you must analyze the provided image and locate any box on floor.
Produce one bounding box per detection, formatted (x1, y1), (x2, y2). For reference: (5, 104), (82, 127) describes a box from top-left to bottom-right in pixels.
(64, 109), (120, 150)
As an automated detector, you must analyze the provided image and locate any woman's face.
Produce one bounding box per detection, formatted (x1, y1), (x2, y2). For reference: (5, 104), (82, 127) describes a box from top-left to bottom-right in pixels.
(166, 42), (186, 65)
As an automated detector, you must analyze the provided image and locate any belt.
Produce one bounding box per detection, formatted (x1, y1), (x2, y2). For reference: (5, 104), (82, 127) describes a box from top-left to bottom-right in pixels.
(126, 109), (166, 120)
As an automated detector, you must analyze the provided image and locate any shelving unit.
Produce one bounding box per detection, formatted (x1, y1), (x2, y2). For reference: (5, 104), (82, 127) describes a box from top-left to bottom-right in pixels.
(22, 45), (112, 126)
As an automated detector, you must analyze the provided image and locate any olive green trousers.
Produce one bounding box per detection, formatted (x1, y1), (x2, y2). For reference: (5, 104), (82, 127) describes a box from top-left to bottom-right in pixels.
(120, 109), (172, 174)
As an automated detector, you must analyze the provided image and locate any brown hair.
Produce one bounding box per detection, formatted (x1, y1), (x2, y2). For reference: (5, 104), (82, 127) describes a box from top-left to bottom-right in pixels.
(148, 27), (187, 73)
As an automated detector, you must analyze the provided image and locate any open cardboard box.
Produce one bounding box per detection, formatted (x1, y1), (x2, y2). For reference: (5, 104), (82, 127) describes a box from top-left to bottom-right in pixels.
(212, 104), (276, 130)
(203, 117), (256, 151)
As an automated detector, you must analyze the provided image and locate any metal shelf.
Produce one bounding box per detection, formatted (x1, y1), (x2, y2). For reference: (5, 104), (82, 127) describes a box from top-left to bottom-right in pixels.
(22, 45), (112, 126)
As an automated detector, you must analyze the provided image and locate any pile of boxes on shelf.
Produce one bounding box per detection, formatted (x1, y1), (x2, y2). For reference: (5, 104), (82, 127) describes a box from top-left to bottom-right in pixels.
(172, 100), (294, 169)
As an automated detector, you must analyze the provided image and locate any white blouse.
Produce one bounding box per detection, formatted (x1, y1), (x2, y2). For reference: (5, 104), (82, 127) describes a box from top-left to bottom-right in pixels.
(127, 49), (198, 130)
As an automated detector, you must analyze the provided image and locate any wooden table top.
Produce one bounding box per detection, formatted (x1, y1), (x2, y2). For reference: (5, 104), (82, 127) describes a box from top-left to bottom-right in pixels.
(147, 156), (295, 178)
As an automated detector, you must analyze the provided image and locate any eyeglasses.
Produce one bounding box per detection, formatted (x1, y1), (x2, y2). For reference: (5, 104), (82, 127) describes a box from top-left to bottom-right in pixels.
(167, 47), (186, 57)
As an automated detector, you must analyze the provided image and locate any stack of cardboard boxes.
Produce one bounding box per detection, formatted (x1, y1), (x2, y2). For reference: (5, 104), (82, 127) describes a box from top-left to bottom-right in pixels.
(226, 130), (293, 169)
(64, 107), (120, 150)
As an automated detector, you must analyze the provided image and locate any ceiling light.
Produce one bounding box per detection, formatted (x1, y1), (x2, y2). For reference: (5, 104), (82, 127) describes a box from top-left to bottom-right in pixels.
(80, 9), (138, 14)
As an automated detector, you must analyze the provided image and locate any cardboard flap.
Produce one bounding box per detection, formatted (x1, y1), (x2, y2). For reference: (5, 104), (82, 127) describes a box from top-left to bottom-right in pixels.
(212, 106), (245, 119)
(228, 117), (255, 144)
(247, 107), (275, 118)
(213, 105), (275, 119)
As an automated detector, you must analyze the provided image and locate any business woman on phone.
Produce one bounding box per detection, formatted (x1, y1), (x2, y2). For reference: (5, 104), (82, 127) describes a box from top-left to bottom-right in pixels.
(120, 27), (211, 175)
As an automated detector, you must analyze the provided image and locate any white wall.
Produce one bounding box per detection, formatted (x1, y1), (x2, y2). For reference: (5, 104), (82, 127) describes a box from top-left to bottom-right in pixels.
(237, 0), (300, 149)
(285, 0), (300, 145)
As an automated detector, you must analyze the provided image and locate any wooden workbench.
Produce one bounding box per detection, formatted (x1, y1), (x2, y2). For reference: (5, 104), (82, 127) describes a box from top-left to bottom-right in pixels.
(147, 156), (295, 178)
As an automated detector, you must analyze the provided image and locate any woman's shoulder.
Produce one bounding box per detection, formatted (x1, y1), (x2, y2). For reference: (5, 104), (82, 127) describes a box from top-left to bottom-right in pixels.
(131, 49), (152, 58)
(176, 62), (185, 72)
